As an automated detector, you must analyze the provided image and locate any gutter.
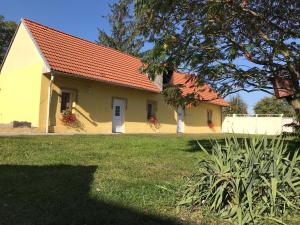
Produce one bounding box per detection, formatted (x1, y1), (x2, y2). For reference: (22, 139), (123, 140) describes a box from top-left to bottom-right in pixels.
(45, 73), (54, 133)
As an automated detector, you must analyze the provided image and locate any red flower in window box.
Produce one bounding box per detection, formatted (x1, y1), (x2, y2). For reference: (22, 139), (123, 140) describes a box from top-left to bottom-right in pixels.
(61, 110), (78, 127)
(148, 115), (160, 129)
(207, 120), (214, 128)
(148, 115), (158, 125)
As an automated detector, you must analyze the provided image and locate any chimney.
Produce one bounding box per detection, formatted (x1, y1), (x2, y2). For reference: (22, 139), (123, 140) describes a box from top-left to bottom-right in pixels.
(163, 69), (174, 87)
(153, 74), (163, 91)
(152, 70), (174, 92)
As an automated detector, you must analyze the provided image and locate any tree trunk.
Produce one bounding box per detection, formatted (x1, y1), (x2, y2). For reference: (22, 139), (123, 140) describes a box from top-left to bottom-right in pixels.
(291, 97), (300, 114)
(288, 64), (300, 114)
(290, 96), (300, 135)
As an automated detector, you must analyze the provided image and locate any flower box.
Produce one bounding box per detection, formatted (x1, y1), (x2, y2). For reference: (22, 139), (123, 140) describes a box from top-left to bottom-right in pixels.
(61, 110), (78, 127)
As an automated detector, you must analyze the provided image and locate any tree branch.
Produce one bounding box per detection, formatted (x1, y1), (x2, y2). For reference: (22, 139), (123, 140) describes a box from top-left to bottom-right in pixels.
(241, 7), (300, 38)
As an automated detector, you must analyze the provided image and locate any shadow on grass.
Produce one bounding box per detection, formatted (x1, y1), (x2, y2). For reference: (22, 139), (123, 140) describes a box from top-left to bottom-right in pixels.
(0, 165), (181, 225)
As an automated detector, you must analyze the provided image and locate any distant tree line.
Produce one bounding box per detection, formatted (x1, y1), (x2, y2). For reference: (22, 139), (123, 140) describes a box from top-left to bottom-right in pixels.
(223, 95), (248, 115)
(254, 97), (295, 117)
(223, 95), (295, 117)
(0, 16), (17, 65)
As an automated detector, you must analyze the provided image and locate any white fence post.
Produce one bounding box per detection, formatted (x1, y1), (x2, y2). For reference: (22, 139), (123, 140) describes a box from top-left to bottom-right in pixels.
(255, 114), (258, 134)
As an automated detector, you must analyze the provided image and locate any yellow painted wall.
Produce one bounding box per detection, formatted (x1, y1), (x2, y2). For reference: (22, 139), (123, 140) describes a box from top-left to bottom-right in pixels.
(49, 74), (222, 134)
(38, 74), (51, 131)
(185, 103), (222, 133)
(49, 75), (177, 133)
(0, 22), (47, 128)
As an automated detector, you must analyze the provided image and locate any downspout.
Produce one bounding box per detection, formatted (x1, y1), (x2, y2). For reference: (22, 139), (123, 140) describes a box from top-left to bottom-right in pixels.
(45, 73), (54, 133)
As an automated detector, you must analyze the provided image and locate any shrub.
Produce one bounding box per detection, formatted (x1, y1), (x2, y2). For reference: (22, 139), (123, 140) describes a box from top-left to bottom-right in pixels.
(179, 136), (300, 225)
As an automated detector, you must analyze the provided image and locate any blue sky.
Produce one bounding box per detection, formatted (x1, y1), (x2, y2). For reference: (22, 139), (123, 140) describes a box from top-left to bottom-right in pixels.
(0, 0), (270, 113)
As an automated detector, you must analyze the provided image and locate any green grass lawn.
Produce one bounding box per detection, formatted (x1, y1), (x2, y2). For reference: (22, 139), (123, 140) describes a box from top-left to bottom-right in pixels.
(0, 134), (229, 225)
(1, 134), (298, 225)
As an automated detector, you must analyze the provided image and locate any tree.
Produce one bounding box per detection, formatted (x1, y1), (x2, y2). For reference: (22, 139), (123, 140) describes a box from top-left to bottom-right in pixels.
(0, 16), (17, 64)
(254, 96), (295, 117)
(223, 95), (248, 115)
(134, 0), (300, 111)
(98, 0), (143, 57)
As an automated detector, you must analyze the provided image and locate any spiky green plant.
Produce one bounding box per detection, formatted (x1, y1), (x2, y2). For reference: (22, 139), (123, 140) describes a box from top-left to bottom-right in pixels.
(179, 136), (300, 225)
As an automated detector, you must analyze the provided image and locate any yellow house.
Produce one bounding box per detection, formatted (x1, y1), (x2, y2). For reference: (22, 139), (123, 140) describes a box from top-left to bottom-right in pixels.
(0, 19), (229, 134)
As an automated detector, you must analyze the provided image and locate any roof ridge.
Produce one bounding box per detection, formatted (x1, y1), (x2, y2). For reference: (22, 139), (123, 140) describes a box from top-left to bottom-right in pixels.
(22, 18), (142, 62)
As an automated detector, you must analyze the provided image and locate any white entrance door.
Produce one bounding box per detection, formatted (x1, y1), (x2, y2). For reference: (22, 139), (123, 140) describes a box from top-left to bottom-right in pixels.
(112, 99), (125, 133)
(177, 106), (184, 133)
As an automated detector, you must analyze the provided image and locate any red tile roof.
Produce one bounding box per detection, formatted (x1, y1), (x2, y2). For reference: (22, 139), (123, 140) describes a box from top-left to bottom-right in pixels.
(172, 72), (230, 107)
(23, 19), (228, 106)
(23, 19), (160, 93)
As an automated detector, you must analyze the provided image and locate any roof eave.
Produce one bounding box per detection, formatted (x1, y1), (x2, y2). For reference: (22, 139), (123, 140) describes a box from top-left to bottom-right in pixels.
(50, 70), (161, 94)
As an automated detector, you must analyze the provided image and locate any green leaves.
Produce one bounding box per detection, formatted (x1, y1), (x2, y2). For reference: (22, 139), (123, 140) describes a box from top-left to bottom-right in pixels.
(134, 0), (300, 99)
(0, 15), (17, 64)
(223, 94), (248, 115)
(253, 97), (295, 117)
(97, 0), (144, 57)
(179, 136), (300, 224)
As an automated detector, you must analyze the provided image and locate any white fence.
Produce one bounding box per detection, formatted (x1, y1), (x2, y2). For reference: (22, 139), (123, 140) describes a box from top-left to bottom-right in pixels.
(222, 114), (295, 135)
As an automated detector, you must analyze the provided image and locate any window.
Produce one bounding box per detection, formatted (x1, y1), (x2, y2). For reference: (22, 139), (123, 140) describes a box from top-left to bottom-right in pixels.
(207, 109), (213, 123)
(147, 103), (153, 119)
(60, 91), (72, 113)
(147, 101), (157, 119)
(115, 105), (121, 116)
